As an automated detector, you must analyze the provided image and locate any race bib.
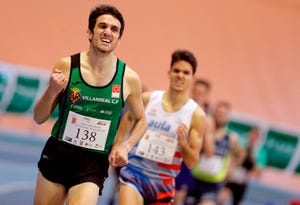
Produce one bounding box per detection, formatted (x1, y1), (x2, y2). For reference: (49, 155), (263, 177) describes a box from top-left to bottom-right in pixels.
(197, 155), (224, 175)
(228, 166), (248, 184)
(62, 111), (111, 151)
(135, 130), (177, 164)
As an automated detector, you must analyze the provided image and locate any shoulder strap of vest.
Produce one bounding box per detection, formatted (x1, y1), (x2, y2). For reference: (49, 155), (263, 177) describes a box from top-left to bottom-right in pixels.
(117, 59), (126, 107)
(71, 53), (80, 69)
(117, 59), (126, 71)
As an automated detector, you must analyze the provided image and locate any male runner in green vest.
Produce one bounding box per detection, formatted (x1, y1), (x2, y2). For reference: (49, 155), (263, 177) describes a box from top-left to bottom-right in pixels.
(33, 4), (147, 205)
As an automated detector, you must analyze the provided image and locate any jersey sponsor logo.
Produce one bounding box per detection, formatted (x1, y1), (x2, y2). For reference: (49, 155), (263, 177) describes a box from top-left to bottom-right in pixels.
(100, 110), (112, 115)
(147, 108), (157, 116)
(70, 104), (83, 110)
(71, 81), (81, 85)
(112, 84), (120, 98)
(69, 88), (81, 103)
(81, 96), (119, 104)
(68, 87), (119, 104)
(148, 120), (171, 132)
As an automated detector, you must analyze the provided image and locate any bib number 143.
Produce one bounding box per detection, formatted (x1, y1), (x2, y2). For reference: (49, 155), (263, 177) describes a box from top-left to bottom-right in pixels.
(136, 130), (177, 164)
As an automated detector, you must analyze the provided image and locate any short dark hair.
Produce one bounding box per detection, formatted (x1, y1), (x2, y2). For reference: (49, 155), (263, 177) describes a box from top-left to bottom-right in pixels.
(88, 4), (125, 38)
(171, 49), (197, 74)
(216, 100), (232, 110)
(194, 78), (211, 91)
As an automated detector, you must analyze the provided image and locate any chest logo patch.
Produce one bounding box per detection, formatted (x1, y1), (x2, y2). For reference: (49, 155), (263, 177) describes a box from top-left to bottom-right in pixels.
(112, 84), (120, 98)
(69, 87), (81, 103)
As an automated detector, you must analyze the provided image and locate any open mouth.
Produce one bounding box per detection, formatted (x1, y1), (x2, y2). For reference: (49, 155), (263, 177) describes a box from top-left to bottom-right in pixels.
(101, 38), (111, 45)
(175, 80), (184, 85)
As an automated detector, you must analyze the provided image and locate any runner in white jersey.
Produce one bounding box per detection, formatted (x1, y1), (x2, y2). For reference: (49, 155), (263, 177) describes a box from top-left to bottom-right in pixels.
(117, 49), (207, 205)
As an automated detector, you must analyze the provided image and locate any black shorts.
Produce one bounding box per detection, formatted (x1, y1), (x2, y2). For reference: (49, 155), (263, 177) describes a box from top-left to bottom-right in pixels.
(225, 182), (247, 205)
(184, 180), (224, 205)
(38, 137), (109, 195)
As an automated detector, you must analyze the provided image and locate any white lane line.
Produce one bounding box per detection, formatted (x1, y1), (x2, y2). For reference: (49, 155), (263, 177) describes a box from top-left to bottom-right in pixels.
(0, 141), (42, 154)
(0, 181), (35, 195)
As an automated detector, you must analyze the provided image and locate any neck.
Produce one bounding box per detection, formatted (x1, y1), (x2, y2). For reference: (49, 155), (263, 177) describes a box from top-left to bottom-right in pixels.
(85, 50), (116, 72)
(215, 122), (227, 129)
(162, 90), (189, 112)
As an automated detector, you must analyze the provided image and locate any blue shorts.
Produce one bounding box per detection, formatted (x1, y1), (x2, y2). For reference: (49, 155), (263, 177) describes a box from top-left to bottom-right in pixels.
(38, 137), (109, 194)
(175, 162), (194, 190)
(119, 165), (175, 205)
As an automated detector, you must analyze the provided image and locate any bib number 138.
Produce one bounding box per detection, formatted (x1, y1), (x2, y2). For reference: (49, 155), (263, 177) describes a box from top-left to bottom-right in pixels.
(75, 128), (97, 142)
(63, 111), (111, 151)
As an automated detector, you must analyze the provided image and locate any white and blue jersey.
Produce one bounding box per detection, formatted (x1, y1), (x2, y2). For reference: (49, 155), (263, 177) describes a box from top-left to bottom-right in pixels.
(119, 90), (197, 204)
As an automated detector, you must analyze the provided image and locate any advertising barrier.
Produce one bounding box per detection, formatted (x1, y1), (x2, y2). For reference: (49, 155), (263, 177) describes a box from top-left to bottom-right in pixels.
(0, 61), (299, 174)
